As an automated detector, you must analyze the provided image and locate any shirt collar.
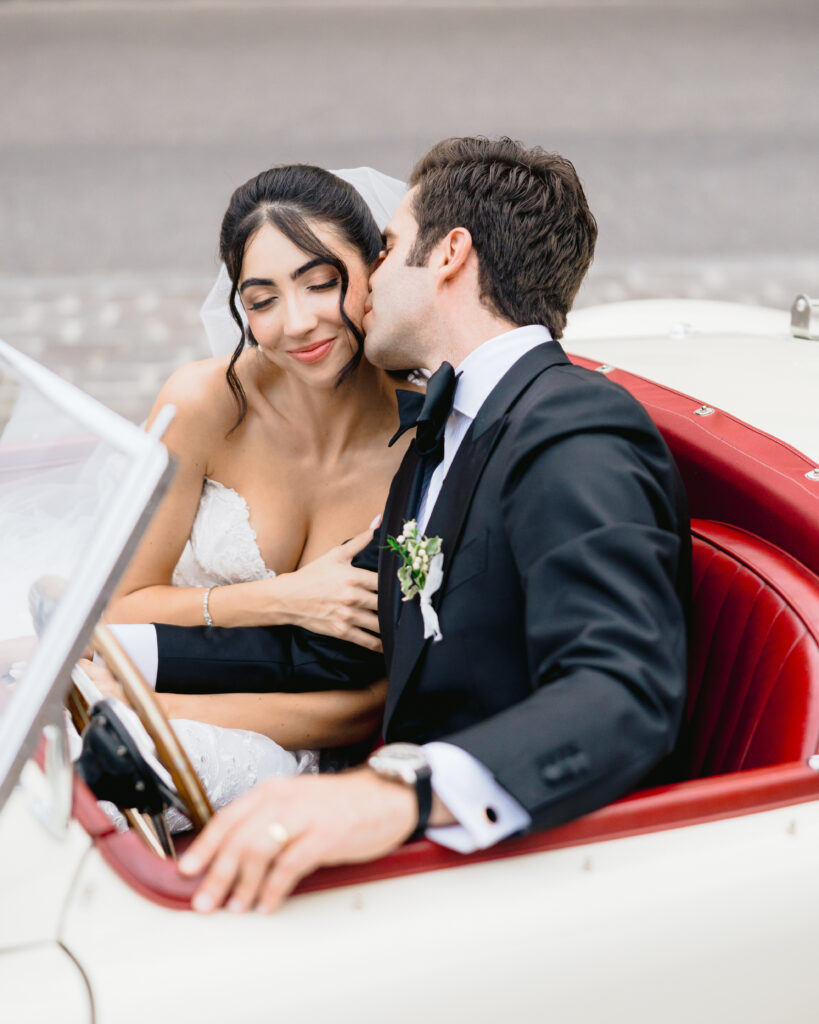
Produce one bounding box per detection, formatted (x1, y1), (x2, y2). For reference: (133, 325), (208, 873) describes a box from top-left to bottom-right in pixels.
(452, 325), (553, 421)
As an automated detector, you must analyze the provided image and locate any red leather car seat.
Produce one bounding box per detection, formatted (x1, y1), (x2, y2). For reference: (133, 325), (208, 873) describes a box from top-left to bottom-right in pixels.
(683, 519), (819, 777)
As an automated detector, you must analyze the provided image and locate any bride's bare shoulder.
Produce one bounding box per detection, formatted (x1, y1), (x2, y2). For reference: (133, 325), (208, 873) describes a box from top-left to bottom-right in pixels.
(146, 356), (237, 439)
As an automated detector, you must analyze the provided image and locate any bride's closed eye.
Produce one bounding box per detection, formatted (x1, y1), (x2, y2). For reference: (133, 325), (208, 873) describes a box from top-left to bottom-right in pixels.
(307, 277), (340, 292)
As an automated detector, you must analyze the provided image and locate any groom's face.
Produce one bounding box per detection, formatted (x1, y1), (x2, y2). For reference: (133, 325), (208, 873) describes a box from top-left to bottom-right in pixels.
(363, 189), (436, 371)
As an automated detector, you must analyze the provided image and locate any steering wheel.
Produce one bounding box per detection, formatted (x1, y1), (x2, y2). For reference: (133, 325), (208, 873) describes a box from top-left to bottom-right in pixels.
(74, 621), (213, 835)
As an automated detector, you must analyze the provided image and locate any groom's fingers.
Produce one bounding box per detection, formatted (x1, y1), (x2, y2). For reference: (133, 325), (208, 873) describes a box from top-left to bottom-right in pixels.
(223, 821), (294, 913)
(180, 782), (271, 878)
(256, 837), (323, 914)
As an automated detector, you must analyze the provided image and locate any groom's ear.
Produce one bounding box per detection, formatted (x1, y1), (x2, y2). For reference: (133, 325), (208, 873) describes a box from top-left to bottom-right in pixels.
(435, 227), (473, 287)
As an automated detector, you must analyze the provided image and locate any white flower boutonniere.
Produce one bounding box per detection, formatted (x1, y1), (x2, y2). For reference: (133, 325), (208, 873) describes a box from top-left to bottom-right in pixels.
(386, 519), (444, 642)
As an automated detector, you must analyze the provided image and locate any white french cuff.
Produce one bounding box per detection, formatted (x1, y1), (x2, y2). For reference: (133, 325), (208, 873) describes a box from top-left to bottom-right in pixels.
(422, 741), (532, 854)
(94, 623), (160, 690)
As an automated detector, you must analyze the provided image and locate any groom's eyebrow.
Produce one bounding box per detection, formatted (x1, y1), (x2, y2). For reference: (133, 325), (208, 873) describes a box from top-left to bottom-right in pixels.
(239, 258), (332, 293)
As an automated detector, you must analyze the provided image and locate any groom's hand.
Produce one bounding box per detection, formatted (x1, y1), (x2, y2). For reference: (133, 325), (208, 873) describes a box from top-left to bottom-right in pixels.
(178, 770), (418, 914)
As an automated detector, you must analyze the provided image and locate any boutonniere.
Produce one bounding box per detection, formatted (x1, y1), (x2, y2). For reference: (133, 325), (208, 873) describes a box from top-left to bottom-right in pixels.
(386, 519), (444, 642)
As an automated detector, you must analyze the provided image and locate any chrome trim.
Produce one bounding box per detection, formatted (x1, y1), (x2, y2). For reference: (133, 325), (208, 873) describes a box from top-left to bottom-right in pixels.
(23, 716), (74, 838)
(791, 294), (819, 341)
(693, 405), (715, 417)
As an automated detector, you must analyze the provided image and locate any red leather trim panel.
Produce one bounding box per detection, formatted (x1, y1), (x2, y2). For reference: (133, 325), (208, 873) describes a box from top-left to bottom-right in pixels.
(567, 355), (819, 578)
(72, 760), (819, 908)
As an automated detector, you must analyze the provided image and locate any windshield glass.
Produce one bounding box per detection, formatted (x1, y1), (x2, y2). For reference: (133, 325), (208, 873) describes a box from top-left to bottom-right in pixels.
(0, 341), (172, 809)
(0, 387), (126, 643)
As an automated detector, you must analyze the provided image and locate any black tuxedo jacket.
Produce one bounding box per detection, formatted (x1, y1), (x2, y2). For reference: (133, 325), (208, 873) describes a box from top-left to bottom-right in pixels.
(155, 342), (690, 831)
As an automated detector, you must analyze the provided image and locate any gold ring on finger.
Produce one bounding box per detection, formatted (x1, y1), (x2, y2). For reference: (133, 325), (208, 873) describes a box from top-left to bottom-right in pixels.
(267, 821), (291, 847)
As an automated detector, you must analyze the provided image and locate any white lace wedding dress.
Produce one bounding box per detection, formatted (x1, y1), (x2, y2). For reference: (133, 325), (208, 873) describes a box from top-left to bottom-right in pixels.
(154, 478), (319, 832)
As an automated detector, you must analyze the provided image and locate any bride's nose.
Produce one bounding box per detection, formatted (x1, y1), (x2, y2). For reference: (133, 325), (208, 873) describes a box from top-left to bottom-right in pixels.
(282, 292), (318, 337)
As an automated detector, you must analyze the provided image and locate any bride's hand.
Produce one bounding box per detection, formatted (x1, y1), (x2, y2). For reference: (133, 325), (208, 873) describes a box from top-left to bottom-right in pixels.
(272, 528), (382, 652)
(77, 657), (126, 702)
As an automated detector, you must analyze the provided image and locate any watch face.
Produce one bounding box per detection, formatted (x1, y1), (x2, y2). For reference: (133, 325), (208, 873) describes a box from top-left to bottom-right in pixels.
(368, 743), (429, 784)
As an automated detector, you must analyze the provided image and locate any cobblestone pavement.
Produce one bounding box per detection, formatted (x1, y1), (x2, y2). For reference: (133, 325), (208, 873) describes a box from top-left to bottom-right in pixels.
(1, 261), (816, 423)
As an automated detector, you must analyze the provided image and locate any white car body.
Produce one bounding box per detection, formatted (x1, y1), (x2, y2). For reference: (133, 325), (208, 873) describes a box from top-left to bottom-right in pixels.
(1, 297), (819, 1023)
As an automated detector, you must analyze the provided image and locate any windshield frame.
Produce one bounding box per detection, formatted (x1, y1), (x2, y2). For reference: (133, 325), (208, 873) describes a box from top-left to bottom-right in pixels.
(0, 338), (175, 811)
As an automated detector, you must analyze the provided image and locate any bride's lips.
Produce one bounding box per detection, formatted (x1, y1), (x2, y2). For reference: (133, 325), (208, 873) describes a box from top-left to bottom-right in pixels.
(288, 337), (336, 364)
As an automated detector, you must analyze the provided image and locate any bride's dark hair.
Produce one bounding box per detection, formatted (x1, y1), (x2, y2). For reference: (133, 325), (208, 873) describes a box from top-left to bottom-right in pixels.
(220, 165), (383, 431)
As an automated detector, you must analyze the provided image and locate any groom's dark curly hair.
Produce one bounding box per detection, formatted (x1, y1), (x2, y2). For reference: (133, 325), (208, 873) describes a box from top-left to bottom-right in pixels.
(407, 137), (597, 339)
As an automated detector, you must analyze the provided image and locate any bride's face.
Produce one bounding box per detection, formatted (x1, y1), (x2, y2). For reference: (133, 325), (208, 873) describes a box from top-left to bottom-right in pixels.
(239, 220), (370, 386)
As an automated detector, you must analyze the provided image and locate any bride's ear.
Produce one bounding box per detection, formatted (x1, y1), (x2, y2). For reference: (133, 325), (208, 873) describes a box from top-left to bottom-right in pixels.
(436, 227), (473, 287)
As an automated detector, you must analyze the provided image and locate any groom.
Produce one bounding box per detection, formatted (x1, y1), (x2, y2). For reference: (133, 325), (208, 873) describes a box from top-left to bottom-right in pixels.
(176, 137), (690, 912)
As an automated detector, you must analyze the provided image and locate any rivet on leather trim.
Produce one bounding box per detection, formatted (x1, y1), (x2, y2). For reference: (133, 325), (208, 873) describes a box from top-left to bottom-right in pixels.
(805, 469), (819, 482)
(693, 405), (715, 417)
(594, 364), (614, 374)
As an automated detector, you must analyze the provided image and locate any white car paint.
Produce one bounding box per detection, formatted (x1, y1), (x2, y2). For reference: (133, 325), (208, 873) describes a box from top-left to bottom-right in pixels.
(565, 299), (819, 462)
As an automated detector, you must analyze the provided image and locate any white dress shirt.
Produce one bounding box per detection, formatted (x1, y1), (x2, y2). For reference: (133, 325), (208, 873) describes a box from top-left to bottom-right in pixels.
(110, 324), (552, 853)
(418, 324), (553, 851)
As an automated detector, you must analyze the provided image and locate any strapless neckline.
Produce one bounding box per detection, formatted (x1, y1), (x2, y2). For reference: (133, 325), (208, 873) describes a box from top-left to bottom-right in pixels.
(172, 477), (276, 588)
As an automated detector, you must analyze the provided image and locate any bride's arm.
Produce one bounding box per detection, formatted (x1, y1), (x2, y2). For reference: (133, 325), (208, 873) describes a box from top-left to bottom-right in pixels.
(156, 680), (386, 749)
(106, 360), (233, 626)
(106, 363), (381, 651)
(80, 651), (386, 750)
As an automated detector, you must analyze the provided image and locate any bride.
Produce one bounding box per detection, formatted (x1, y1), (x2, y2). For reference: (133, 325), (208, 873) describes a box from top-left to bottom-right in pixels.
(86, 164), (417, 821)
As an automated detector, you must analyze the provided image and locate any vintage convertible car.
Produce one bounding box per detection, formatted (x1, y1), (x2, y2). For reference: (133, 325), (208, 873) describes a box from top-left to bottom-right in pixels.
(1, 293), (818, 1024)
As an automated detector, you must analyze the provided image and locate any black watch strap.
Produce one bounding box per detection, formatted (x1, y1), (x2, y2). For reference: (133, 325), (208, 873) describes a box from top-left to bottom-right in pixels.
(406, 764), (433, 843)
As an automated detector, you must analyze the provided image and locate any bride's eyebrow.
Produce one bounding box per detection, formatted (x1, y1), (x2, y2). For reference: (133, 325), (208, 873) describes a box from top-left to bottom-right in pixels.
(239, 258), (334, 293)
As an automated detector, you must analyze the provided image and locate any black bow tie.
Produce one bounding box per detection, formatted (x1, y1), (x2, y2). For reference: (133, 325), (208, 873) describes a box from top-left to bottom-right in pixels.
(389, 362), (458, 459)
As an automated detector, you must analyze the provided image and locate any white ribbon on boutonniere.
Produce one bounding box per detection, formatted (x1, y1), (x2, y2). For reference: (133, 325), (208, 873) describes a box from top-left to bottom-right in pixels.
(386, 519), (445, 642)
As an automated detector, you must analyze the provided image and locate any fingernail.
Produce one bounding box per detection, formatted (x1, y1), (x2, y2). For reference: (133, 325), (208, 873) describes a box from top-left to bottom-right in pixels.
(192, 891), (215, 913)
(179, 855), (200, 875)
(227, 898), (244, 914)
(370, 513), (382, 529)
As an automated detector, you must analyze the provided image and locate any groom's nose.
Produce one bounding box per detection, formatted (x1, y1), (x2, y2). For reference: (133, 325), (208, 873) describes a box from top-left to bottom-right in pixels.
(369, 251), (387, 286)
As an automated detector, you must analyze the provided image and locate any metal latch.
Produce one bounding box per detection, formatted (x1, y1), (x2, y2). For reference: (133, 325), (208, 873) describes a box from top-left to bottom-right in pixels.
(791, 294), (819, 340)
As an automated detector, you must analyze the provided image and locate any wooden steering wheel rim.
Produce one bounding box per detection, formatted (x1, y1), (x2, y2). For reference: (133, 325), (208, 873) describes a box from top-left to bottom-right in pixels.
(90, 621), (213, 831)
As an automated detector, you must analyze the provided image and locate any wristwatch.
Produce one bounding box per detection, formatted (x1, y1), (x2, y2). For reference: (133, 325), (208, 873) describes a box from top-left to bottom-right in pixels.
(367, 742), (433, 842)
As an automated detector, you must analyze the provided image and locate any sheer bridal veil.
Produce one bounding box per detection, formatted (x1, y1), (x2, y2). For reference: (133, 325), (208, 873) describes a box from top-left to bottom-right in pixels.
(199, 167), (407, 358)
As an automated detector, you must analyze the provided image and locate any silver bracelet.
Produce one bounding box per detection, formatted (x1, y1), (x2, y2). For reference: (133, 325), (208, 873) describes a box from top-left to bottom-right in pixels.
(203, 585), (215, 627)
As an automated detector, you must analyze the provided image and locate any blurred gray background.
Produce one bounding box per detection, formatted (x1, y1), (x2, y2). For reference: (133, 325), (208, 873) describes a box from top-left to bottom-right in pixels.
(1, 0), (817, 419)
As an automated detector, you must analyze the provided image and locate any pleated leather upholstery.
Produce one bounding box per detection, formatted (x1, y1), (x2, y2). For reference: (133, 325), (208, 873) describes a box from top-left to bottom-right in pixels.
(684, 519), (819, 777)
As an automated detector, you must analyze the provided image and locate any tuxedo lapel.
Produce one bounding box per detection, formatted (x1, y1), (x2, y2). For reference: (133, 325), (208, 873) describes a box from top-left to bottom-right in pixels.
(378, 440), (423, 667)
(382, 341), (571, 733)
(383, 416), (508, 730)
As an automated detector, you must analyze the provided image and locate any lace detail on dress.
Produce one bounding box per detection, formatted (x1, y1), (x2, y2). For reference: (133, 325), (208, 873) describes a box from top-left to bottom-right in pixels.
(167, 478), (320, 801)
(172, 478), (276, 588)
